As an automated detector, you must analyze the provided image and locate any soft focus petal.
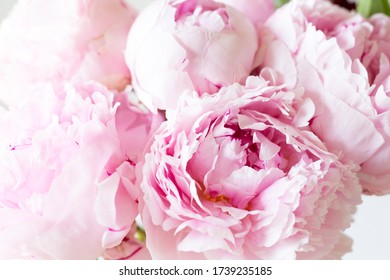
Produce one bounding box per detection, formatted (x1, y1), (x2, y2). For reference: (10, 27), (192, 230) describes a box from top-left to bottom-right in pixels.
(0, 0), (136, 108)
(0, 82), (161, 259)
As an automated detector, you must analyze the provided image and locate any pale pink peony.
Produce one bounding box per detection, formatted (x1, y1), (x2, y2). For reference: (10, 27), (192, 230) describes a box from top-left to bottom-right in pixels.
(138, 77), (362, 260)
(125, 0), (258, 112)
(0, 82), (162, 259)
(277, 0), (377, 84)
(300, 0), (371, 65)
(272, 0), (390, 87)
(255, 0), (370, 62)
(0, 0), (137, 108)
(257, 0), (390, 195)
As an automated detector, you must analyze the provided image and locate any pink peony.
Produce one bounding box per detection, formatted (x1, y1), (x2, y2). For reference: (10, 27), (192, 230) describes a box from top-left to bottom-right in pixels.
(276, 0), (376, 84)
(257, 0), (390, 195)
(300, 0), (371, 65)
(269, 0), (389, 86)
(0, 0), (137, 108)
(125, 0), (258, 112)
(256, 0), (368, 59)
(138, 77), (362, 260)
(0, 82), (162, 259)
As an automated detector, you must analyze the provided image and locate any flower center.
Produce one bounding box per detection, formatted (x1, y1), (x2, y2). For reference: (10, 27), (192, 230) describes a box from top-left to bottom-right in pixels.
(206, 192), (230, 204)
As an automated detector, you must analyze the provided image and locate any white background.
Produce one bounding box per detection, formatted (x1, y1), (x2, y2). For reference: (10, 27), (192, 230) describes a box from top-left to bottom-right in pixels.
(0, 0), (389, 260)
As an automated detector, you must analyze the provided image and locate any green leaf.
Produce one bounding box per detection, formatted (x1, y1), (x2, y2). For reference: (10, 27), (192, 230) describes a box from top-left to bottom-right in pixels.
(274, 0), (290, 8)
(381, 0), (390, 15)
(357, 0), (372, 17)
(357, 0), (390, 17)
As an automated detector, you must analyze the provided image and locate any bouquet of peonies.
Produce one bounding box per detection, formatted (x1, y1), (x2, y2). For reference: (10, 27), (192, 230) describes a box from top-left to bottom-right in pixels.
(0, 0), (389, 260)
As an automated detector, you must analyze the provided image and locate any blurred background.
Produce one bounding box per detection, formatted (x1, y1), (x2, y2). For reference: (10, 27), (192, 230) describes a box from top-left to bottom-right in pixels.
(0, 0), (389, 260)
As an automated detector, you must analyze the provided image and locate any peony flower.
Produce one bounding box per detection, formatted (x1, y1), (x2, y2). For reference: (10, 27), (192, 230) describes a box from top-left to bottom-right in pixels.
(257, 0), (390, 195)
(0, 82), (162, 259)
(301, 1), (372, 66)
(257, 0), (369, 60)
(0, 0), (137, 108)
(138, 77), (362, 260)
(125, 0), (258, 112)
(267, 0), (389, 86)
(275, 0), (375, 84)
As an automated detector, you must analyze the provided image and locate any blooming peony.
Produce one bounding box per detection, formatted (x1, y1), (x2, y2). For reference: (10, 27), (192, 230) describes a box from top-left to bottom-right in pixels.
(138, 77), (362, 260)
(256, 0), (390, 195)
(273, 0), (374, 83)
(256, 0), (368, 61)
(0, 0), (137, 108)
(268, 0), (389, 86)
(125, 0), (258, 112)
(0, 82), (162, 259)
